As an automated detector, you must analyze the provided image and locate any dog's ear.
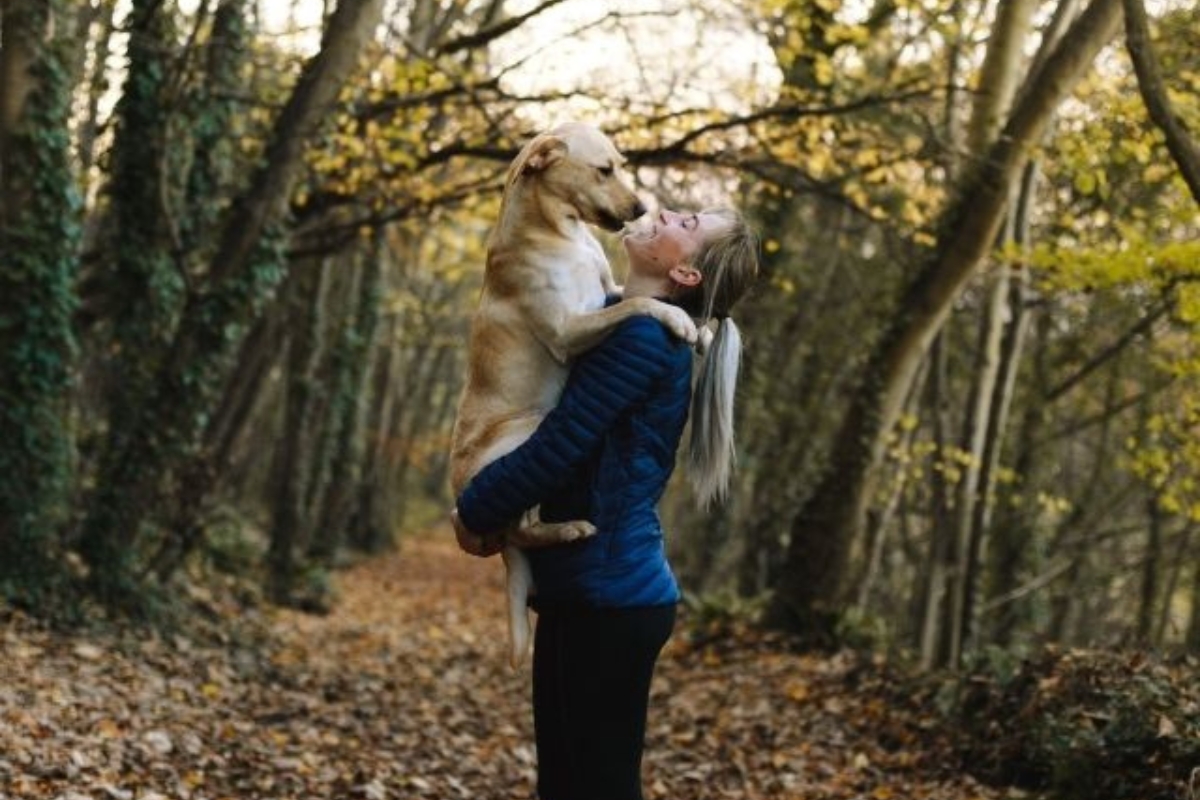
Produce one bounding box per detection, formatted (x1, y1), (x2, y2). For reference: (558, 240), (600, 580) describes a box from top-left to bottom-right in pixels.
(519, 134), (567, 176)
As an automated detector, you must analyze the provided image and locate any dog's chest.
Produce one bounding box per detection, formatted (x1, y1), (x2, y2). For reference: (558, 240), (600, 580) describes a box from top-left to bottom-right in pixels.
(532, 250), (609, 311)
(559, 267), (607, 311)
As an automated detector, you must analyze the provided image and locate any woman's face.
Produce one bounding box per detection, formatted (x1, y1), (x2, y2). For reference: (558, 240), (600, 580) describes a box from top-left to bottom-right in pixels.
(623, 209), (729, 280)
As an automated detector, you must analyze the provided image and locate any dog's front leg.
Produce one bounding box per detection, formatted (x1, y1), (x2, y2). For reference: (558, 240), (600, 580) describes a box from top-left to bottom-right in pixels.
(599, 263), (623, 298)
(536, 298), (699, 360)
(511, 506), (596, 548)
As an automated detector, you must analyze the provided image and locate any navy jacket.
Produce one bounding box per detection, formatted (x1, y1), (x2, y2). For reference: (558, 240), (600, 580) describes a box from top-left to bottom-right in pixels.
(456, 314), (691, 608)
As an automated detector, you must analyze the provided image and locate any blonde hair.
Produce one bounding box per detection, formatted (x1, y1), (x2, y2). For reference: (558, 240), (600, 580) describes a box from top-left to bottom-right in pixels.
(672, 207), (760, 507)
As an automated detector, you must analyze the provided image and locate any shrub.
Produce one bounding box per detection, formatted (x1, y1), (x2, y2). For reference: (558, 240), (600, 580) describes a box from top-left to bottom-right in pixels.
(954, 647), (1200, 800)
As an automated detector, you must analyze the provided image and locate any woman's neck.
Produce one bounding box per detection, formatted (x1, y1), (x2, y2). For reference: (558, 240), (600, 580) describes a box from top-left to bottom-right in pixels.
(623, 270), (673, 300)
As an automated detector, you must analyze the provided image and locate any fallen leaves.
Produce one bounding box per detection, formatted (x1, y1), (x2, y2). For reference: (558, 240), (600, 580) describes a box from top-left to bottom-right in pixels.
(2, 530), (1011, 800)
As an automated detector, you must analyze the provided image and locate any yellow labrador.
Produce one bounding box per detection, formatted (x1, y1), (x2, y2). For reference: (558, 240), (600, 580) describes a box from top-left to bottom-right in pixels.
(450, 122), (697, 666)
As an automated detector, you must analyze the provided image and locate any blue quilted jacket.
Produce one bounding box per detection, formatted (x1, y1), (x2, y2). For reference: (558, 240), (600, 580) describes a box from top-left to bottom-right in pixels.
(455, 313), (690, 609)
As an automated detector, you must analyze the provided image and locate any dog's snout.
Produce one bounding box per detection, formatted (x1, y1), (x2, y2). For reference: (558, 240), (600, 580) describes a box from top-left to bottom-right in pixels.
(631, 199), (647, 220)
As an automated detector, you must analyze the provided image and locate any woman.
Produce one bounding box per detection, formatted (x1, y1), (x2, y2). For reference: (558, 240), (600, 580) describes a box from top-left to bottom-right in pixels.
(453, 207), (760, 800)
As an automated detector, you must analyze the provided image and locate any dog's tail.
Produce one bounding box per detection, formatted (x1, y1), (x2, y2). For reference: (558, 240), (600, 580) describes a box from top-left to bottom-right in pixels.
(502, 545), (534, 668)
(688, 317), (743, 508)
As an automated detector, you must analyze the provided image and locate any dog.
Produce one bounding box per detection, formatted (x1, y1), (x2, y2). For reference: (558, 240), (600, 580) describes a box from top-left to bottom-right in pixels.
(450, 122), (697, 666)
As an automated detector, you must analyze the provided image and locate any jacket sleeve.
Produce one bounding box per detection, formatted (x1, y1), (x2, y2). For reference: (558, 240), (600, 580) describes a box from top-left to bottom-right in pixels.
(456, 317), (677, 534)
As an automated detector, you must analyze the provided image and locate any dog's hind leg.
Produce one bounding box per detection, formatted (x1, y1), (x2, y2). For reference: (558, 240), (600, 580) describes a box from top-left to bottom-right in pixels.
(502, 544), (535, 667)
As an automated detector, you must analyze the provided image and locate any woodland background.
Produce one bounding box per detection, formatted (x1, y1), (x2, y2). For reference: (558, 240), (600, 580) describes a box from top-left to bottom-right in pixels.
(2, 0), (1200, 797)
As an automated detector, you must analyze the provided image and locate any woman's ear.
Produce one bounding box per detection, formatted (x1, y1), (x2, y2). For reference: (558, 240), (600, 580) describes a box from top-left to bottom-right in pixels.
(669, 264), (702, 287)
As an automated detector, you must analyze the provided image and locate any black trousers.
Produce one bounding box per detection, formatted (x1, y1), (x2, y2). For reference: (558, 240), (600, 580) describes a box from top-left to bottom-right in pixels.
(532, 603), (676, 800)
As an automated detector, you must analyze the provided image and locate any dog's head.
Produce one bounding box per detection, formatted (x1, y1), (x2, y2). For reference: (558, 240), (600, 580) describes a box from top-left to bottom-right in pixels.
(507, 122), (646, 232)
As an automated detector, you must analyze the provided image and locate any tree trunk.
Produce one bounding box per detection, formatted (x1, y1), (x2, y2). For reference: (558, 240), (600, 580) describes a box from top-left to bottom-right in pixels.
(966, 0), (1038, 153)
(1047, 556), (1085, 644)
(988, 307), (1050, 647)
(938, 0), (1039, 669)
(77, 0), (181, 597)
(941, 259), (1009, 668)
(1136, 493), (1163, 645)
(1048, 365), (1125, 643)
(764, 0), (1123, 640)
(347, 310), (401, 553)
(854, 353), (926, 616)
(391, 343), (453, 514)
(939, 0), (967, 179)
(78, 0), (386, 609)
(150, 301), (287, 580)
(267, 257), (329, 605)
(72, 0), (116, 189)
(0, 0), (38, 149)
(0, 0), (81, 607)
(181, 0), (247, 255)
(207, 312), (287, 472)
(1187, 549), (1200, 652)
(914, 0), (968, 663)
(1155, 525), (1192, 645)
(1136, 386), (1164, 645)
(959, 161), (1039, 657)
(956, 0), (1074, 657)
(918, 336), (953, 666)
(310, 242), (383, 564)
(97, 0), (180, 407)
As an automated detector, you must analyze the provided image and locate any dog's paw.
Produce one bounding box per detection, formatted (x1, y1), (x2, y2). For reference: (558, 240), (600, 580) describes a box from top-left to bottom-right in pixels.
(511, 519), (597, 547)
(558, 520), (597, 541)
(694, 324), (714, 355)
(657, 304), (699, 344)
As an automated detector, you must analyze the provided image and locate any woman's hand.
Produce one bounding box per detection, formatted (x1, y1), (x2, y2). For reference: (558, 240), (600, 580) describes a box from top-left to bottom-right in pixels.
(450, 508), (505, 557)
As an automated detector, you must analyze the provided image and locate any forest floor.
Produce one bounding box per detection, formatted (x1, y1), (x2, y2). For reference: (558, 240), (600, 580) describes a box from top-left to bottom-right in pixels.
(2, 527), (1025, 800)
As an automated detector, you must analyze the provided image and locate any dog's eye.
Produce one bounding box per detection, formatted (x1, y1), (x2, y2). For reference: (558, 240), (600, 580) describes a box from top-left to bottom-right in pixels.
(597, 165), (615, 177)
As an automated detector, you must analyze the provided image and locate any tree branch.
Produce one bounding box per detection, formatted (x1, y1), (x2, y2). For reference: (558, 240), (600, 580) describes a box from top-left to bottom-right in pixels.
(434, 0), (570, 56)
(1045, 296), (1170, 402)
(1123, 0), (1200, 205)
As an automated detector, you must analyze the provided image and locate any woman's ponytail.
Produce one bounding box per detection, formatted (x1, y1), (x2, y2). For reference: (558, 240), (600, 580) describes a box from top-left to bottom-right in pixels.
(688, 316), (742, 507)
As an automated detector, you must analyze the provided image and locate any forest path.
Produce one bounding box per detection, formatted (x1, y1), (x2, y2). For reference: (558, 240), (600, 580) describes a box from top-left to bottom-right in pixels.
(1, 529), (1005, 800)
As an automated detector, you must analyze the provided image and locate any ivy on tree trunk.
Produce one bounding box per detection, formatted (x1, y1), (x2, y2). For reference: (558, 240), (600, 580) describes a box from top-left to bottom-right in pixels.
(0, 0), (82, 609)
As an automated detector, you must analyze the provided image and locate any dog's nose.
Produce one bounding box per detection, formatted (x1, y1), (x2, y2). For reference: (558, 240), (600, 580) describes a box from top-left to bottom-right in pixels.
(631, 200), (647, 220)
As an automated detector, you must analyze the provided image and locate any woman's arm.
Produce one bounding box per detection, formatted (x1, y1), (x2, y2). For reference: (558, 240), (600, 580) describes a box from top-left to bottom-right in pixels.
(456, 317), (678, 534)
